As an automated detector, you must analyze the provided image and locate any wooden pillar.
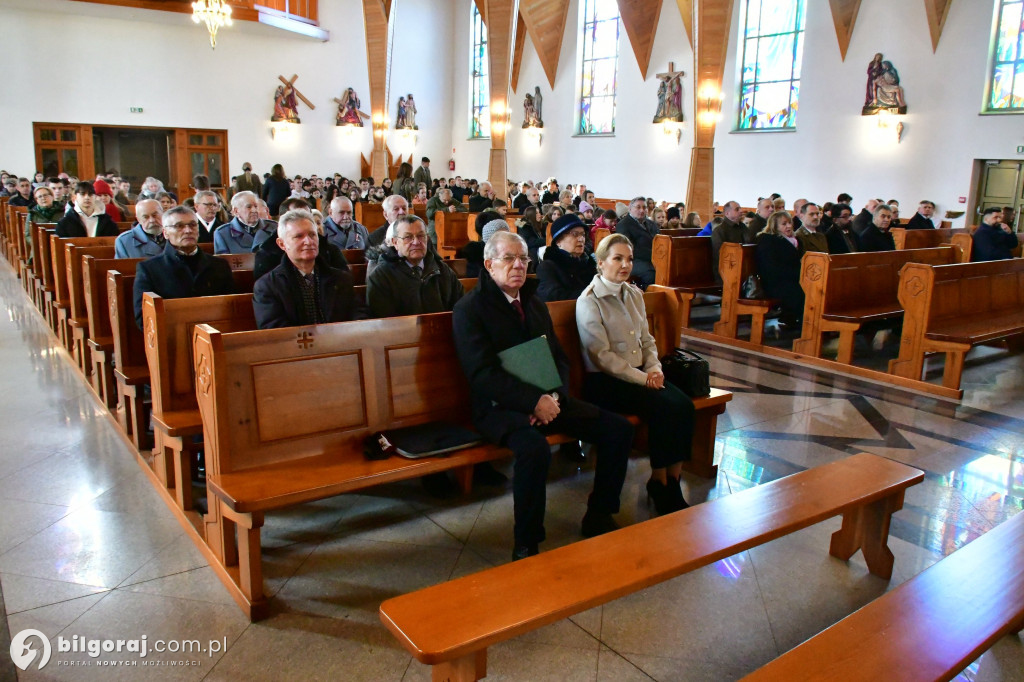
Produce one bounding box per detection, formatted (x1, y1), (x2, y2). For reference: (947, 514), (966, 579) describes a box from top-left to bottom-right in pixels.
(484, 0), (519, 202)
(685, 0), (734, 223)
(362, 0), (396, 183)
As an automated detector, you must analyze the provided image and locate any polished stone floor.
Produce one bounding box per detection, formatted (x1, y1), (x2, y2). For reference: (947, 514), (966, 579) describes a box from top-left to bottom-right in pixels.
(2, 259), (1024, 681)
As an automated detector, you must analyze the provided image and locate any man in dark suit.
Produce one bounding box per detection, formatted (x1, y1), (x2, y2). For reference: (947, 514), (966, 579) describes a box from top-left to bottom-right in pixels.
(253, 209), (362, 328)
(192, 190), (227, 243)
(747, 197), (773, 235)
(859, 203), (896, 252)
(972, 207), (1019, 261)
(56, 181), (120, 238)
(467, 181), (496, 212)
(852, 198), (881, 236)
(132, 206), (235, 329)
(905, 200), (937, 230)
(825, 203), (860, 254)
(614, 196), (662, 288)
(452, 231), (632, 560)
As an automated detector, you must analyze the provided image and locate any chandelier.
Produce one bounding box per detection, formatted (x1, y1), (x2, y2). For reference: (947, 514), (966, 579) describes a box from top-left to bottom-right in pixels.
(192, 0), (233, 49)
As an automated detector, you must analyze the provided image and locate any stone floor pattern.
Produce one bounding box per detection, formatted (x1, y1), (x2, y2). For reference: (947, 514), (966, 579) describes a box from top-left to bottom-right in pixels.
(1, 261), (1023, 681)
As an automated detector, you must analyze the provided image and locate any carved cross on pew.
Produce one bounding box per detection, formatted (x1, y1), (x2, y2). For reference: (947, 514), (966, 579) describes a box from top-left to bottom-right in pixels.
(296, 331), (315, 349)
(278, 74), (316, 111)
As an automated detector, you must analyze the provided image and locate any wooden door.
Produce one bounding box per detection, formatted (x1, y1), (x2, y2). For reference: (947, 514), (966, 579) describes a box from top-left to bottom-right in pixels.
(173, 129), (229, 200)
(33, 123), (94, 180)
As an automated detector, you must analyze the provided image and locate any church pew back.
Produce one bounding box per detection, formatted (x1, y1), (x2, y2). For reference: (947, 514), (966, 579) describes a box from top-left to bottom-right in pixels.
(713, 243), (777, 345)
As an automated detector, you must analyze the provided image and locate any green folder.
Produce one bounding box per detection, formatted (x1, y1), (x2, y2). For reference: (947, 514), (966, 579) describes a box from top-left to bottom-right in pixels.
(498, 335), (562, 391)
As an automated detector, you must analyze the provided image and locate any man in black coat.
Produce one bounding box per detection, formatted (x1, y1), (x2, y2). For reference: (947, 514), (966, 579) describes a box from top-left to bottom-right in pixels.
(972, 207), (1020, 261)
(824, 203), (861, 254)
(132, 206), (235, 329)
(453, 231), (632, 560)
(614, 197), (661, 288)
(56, 181), (120, 238)
(905, 200), (937, 230)
(467, 181), (496, 213)
(253, 209), (363, 329)
(851, 198), (881, 236)
(859, 204), (896, 252)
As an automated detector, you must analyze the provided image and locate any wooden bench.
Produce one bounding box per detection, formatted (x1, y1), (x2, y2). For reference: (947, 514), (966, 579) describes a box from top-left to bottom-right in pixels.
(108, 269), (153, 450)
(651, 234), (721, 328)
(742, 510), (1024, 681)
(379, 453), (924, 681)
(889, 258), (1024, 393)
(83, 256), (141, 409)
(192, 287), (731, 619)
(713, 243), (777, 345)
(65, 243), (116, 378)
(355, 202), (387, 231)
(143, 292), (258, 514)
(51, 236), (118, 352)
(890, 226), (967, 250)
(28, 223), (56, 312)
(792, 247), (963, 364)
(434, 210), (472, 258)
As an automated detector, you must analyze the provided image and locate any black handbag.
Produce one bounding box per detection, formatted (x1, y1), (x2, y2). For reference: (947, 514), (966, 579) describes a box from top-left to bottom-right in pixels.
(743, 274), (765, 299)
(660, 348), (711, 398)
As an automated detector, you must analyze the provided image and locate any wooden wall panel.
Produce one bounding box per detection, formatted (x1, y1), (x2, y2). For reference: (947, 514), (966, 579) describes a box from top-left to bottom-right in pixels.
(676, 0), (693, 47)
(828, 0), (861, 61)
(617, 0), (663, 80)
(511, 13), (527, 92)
(924, 0), (955, 52)
(484, 0), (519, 200)
(519, 0), (571, 89)
(362, 0), (395, 182)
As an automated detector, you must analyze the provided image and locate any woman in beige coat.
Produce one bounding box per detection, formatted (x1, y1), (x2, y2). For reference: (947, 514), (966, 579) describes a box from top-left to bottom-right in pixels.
(576, 234), (696, 514)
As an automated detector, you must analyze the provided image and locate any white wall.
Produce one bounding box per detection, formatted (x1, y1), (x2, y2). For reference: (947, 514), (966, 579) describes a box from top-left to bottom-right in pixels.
(0, 0), (455, 185)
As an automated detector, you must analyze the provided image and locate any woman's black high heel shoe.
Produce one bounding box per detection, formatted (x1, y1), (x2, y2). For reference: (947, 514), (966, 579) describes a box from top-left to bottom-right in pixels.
(667, 476), (690, 512)
(646, 478), (676, 516)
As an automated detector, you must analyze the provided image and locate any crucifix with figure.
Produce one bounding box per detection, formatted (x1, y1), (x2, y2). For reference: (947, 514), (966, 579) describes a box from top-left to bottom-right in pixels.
(653, 62), (685, 124)
(272, 74), (315, 124)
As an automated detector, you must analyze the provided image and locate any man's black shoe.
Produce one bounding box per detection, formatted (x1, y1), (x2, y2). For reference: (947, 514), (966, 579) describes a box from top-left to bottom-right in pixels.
(473, 462), (508, 486)
(512, 544), (539, 561)
(581, 510), (619, 538)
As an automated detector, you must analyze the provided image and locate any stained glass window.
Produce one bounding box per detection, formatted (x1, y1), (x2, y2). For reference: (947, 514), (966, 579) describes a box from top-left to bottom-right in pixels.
(736, 0), (806, 130)
(470, 5), (490, 138)
(987, 0), (1024, 111)
(577, 0), (620, 135)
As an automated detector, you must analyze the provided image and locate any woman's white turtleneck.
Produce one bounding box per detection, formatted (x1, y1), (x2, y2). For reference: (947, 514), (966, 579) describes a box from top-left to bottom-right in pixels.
(599, 275), (625, 295)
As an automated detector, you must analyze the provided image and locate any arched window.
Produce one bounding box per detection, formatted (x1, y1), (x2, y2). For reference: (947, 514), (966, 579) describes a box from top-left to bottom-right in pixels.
(470, 4), (490, 139)
(987, 0), (1024, 111)
(577, 0), (620, 135)
(737, 0), (806, 130)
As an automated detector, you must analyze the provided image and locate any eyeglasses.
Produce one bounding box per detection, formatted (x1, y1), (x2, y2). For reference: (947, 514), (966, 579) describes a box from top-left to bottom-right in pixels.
(166, 221), (198, 231)
(494, 255), (531, 266)
(395, 233), (427, 243)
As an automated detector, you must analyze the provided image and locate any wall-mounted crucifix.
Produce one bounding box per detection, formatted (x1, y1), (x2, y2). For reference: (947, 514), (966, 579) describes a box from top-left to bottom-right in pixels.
(653, 62), (685, 124)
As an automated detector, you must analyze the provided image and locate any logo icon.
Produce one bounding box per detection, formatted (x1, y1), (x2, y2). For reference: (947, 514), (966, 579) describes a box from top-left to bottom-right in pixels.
(10, 629), (52, 670)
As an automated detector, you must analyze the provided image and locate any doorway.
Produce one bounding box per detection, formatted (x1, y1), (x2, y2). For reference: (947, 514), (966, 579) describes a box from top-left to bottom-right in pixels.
(976, 160), (1024, 232)
(93, 128), (172, 190)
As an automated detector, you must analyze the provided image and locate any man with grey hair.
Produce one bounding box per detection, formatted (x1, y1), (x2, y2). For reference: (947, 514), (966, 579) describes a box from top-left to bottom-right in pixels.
(193, 189), (226, 243)
(613, 196), (661, 288)
(452, 230), (632, 560)
(367, 193), (410, 248)
(322, 197), (369, 250)
(115, 199), (165, 259)
(214, 190), (277, 254)
(425, 187), (467, 246)
(132, 205), (235, 329)
(710, 200), (756, 283)
(253, 209), (361, 329)
(468, 180), (496, 212)
(858, 203), (896, 252)
(852, 198), (882, 235)
(513, 183), (540, 213)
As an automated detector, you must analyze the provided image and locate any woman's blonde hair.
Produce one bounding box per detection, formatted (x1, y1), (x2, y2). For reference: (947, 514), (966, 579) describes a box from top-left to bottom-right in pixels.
(595, 233), (633, 262)
(761, 210), (793, 237)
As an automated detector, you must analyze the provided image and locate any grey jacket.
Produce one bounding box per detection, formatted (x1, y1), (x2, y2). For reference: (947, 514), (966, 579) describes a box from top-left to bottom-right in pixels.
(366, 248), (463, 318)
(575, 275), (660, 385)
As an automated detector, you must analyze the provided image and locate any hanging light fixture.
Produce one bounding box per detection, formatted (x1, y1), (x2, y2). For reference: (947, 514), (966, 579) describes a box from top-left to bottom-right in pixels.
(192, 0), (232, 49)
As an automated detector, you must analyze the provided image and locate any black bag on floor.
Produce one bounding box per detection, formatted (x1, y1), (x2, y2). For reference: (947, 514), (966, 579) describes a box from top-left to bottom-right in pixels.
(660, 348), (711, 398)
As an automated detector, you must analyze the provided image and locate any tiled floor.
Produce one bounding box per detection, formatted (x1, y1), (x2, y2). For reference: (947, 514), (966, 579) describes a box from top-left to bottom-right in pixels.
(2, 259), (1024, 681)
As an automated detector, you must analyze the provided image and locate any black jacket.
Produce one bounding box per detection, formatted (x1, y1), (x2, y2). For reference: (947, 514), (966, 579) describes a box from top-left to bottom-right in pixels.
(825, 225), (861, 254)
(614, 214), (661, 285)
(452, 270), (571, 443)
(456, 241), (485, 278)
(198, 216), (226, 244)
(253, 260), (362, 329)
(467, 194), (493, 213)
(858, 224), (896, 252)
(56, 211), (119, 239)
(133, 244), (236, 329)
(536, 245), (594, 302)
(971, 223), (1019, 262)
(905, 213), (936, 230)
(253, 234), (348, 281)
(851, 208), (873, 235)
(366, 248), (463, 318)
(755, 234), (802, 295)
(513, 194), (538, 213)
(261, 177), (291, 217)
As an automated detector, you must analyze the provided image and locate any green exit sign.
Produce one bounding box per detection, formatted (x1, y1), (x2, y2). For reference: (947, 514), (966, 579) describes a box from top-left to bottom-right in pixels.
(1019, 145), (1024, 154)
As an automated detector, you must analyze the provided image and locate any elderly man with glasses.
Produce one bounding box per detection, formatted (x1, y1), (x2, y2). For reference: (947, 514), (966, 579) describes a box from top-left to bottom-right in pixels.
(453, 231), (632, 561)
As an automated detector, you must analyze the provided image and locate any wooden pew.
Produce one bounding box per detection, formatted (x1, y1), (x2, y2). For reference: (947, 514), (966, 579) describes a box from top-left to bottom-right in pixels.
(792, 247), (962, 364)
(379, 453), (924, 681)
(84, 256), (142, 409)
(890, 226), (967, 251)
(660, 227), (702, 237)
(16, 211), (33, 291)
(108, 270), (153, 449)
(28, 222), (56, 310)
(193, 287), (731, 619)
(354, 202), (387, 231)
(35, 226), (58, 327)
(342, 248), (365, 265)
(65, 243), (116, 377)
(0, 196), (9, 261)
(592, 227), (610, 246)
(143, 293), (258, 513)
(713, 243), (777, 345)
(651, 235), (720, 327)
(51, 236), (118, 352)
(889, 258), (1024, 393)
(742, 511), (1024, 682)
(435, 211), (472, 258)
